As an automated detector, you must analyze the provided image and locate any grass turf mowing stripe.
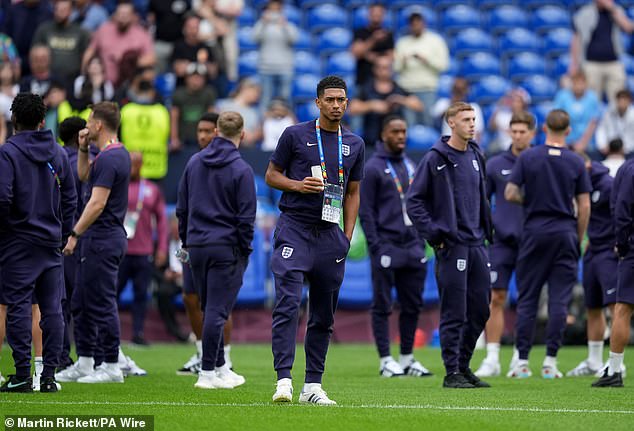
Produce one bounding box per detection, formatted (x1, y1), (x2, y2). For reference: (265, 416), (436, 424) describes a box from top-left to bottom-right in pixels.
(1, 400), (633, 415)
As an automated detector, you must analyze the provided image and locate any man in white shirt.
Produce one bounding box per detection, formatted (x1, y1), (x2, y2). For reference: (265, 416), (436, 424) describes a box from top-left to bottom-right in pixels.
(596, 89), (634, 156)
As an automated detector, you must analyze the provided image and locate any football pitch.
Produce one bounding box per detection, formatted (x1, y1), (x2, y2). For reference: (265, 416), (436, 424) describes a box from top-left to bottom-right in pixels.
(1, 344), (633, 431)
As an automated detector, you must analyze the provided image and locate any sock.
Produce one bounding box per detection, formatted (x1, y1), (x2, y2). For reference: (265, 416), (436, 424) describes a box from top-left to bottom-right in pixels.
(608, 351), (624, 376)
(34, 356), (43, 376)
(196, 340), (203, 357)
(77, 356), (94, 372)
(485, 343), (500, 363)
(517, 359), (528, 367)
(399, 354), (413, 369)
(224, 344), (232, 367)
(380, 356), (394, 367)
(303, 382), (321, 392)
(543, 355), (557, 368)
(104, 362), (119, 373)
(200, 369), (215, 377)
(118, 348), (127, 365)
(587, 341), (604, 369)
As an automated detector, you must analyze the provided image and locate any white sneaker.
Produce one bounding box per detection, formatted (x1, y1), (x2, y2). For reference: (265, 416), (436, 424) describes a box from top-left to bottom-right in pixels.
(120, 356), (147, 376)
(177, 353), (201, 375)
(272, 378), (293, 403)
(566, 360), (600, 377)
(541, 365), (563, 379)
(55, 363), (91, 382)
(299, 384), (337, 405)
(402, 359), (433, 377)
(595, 361), (627, 378)
(216, 365), (245, 388)
(507, 363), (532, 379)
(194, 370), (233, 389)
(380, 358), (404, 377)
(475, 360), (501, 377)
(77, 365), (124, 383)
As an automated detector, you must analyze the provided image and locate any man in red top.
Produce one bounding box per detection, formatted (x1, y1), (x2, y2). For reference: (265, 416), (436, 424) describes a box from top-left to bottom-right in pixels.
(117, 152), (168, 345)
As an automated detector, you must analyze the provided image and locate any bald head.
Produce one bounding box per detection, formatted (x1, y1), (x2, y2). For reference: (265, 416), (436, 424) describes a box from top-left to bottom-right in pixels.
(217, 111), (244, 146)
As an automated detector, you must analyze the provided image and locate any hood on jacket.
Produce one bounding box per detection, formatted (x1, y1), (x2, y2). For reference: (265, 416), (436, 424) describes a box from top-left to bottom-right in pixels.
(431, 136), (482, 161)
(201, 136), (241, 168)
(590, 160), (610, 183)
(374, 141), (404, 160)
(6, 129), (57, 163)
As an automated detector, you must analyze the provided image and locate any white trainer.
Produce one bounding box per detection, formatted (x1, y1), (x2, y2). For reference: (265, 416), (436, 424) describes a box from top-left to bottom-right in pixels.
(541, 365), (563, 379)
(299, 384), (337, 405)
(120, 356), (147, 376)
(55, 363), (91, 382)
(566, 360), (600, 377)
(194, 370), (233, 389)
(216, 365), (245, 388)
(272, 378), (293, 403)
(475, 360), (501, 378)
(595, 361), (627, 378)
(507, 363), (532, 379)
(380, 358), (404, 377)
(77, 364), (124, 383)
(177, 353), (201, 375)
(402, 360), (433, 377)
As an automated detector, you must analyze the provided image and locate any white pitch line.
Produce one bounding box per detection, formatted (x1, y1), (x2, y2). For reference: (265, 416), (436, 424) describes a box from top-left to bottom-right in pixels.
(0, 400), (633, 415)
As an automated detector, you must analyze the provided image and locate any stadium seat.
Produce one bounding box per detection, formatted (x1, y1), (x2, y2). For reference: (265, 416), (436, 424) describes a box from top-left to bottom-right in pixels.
(237, 50), (259, 78)
(295, 50), (321, 75)
(423, 257), (439, 305)
(155, 73), (176, 103)
(520, 75), (557, 103)
(344, 0), (373, 9)
(352, 6), (394, 29)
(498, 28), (542, 58)
(441, 5), (481, 35)
(325, 52), (356, 77)
(475, 0), (518, 10)
(532, 6), (571, 33)
(550, 53), (570, 77)
(296, 102), (320, 123)
(284, 4), (303, 27)
(543, 27), (573, 57)
(524, 0), (562, 9)
(236, 229), (269, 308)
(507, 52), (547, 82)
(238, 6), (257, 27)
(292, 74), (321, 102)
(297, 0), (338, 9)
(317, 27), (353, 55)
(307, 4), (348, 33)
(237, 26), (258, 52)
(451, 28), (494, 59)
(622, 54), (634, 76)
(459, 52), (501, 80)
(294, 29), (315, 51)
(487, 5), (528, 34)
(532, 101), (553, 128)
(437, 74), (454, 99)
(434, 0), (473, 11)
(384, 0), (422, 9)
(254, 175), (270, 200)
(407, 125), (438, 150)
(471, 75), (511, 105)
(396, 5), (438, 30)
(338, 258), (373, 309)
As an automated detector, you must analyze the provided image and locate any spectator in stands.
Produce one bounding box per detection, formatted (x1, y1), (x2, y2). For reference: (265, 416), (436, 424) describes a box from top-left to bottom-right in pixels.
(170, 62), (217, 152)
(81, 1), (155, 86)
(553, 70), (601, 154)
(253, 0), (298, 114)
(596, 89), (634, 156)
(0, 62), (19, 143)
(19, 45), (56, 96)
(32, 0), (90, 86)
(171, 12), (219, 88)
(0, 33), (21, 79)
(68, 56), (115, 114)
(212, 0), (243, 84)
(394, 11), (448, 128)
(216, 78), (262, 147)
(261, 98), (295, 152)
(488, 88), (531, 153)
(602, 138), (626, 177)
(194, 0), (230, 97)
(350, 55), (422, 146)
(432, 77), (484, 143)
(149, 0), (192, 73)
(72, 0), (109, 32)
(351, 3), (394, 87)
(570, 0), (634, 106)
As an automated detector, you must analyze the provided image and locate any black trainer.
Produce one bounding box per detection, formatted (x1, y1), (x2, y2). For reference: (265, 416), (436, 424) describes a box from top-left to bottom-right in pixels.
(0, 375), (33, 393)
(443, 373), (475, 389)
(40, 377), (61, 393)
(462, 368), (491, 388)
(592, 370), (624, 388)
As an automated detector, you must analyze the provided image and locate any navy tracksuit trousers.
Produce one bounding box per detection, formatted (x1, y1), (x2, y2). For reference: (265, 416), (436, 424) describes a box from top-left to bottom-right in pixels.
(117, 254), (154, 339)
(60, 253), (78, 368)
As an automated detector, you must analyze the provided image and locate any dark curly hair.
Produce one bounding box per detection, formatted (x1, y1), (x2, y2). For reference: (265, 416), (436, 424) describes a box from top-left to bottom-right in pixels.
(11, 92), (46, 130)
(59, 116), (87, 146)
(316, 75), (347, 98)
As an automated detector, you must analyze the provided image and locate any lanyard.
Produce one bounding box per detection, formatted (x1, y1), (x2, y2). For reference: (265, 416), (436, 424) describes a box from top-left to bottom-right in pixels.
(134, 180), (145, 213)
(385, 158), (414, 202)
(315, 119), (344, 187)
(47, 162), (61, 190)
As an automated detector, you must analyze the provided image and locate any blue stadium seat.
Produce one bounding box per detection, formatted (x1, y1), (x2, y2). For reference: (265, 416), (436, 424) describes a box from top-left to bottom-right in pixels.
(543, 27), (573, 57)
(236, 229), (269, 308)
(238, 6), (257, 27)
(622, 54), (634, 75)
(296, 102), (320, 123)
(524, 0), (562, 9)
(507, 52), (547, 82)
(352, 6), (394, 29)
(317, 27), (353, 55)
(446, 56), (459, 76)
(437, 74), (454, 99)
(550, 53), (570, 77)
(325, 52), (356, 76)
(441, 5), (481, 34)
(532, 6), (571, 33)
(338, 258), (373, 309)
(407, 125), (438, 150)
(254, 175), (270, 200)
(292, 74), (321, 102)
(396, 5), (438, 30)
(459, 52), (501, 80)
(532, 101), (553, 128)
(344, 0), (373, 9)
(475, 0), (518, 10)
(498, 28), (542, 58)
(307, 4), (348, 33)
(628, 75), (634, 93)
(434, 0), (473, 11)
(294, 29), (314, 51)
(284, 4), (303, 27)
(471, 75), (511, 105)
(155, 73), (176, 103)
(237, 50), (259, 78)
(297, 0), (338, 9)
(423, 257), (439, 305)
(295, 50), (321, 75)
(487, 5), (528, 34)
(385, 0), (422, 9)
(451, 28), (494, 58)
(520, 75), (557, 103)
(237, 26), (258, 52)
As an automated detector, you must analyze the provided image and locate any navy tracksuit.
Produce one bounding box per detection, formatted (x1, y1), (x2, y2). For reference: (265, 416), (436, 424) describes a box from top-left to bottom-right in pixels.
(509, 145), (591, 360)
(359, 143), (426, 358)
(0, 130), (77, 378)
(486, 150), (523, 290)
(176, 137), (256, 371)
(612, 159), (634, 305)
(406, 137), (492, 375)
(584, 162), (618, 309)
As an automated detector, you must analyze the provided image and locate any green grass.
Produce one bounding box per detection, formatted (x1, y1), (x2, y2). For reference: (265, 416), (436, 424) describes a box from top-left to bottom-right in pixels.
(1, 344), (633, 430)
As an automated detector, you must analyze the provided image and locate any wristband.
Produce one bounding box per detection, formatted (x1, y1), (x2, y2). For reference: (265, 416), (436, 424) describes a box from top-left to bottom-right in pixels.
(70, 230), (81, 238)
(79, 146), (89, 153)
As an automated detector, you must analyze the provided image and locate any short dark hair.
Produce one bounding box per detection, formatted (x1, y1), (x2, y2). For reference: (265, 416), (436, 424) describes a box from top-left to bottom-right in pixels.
(616, 89), (632, 100)
(409, 12), (424, 24)
(59, 116), (87, 146)
(198, 112), (219, 125)
(509, 111), (536, 130)
(545, 109), (570, 133)
(609, 138), (624, 154)
(382, 114), (406, 131)
(316, 75), (347, 98)
(91, 101), (120, 132)
(11, 92), (46, 130)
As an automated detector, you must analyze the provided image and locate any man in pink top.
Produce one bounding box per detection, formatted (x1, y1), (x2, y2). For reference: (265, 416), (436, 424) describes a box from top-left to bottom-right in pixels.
(81, 1), (154, 85)
(117, 152), (168, 345)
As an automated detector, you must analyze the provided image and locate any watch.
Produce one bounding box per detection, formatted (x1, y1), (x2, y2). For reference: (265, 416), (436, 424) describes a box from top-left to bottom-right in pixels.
(70, 230), (81, 238)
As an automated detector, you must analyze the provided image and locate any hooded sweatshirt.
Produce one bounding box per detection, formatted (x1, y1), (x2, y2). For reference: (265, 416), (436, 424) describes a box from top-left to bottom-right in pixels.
(486, 149), (523, 246)
(588, 161), (614, 251)
(176, 136), (256, 255)
(0, 129), (77, 247)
